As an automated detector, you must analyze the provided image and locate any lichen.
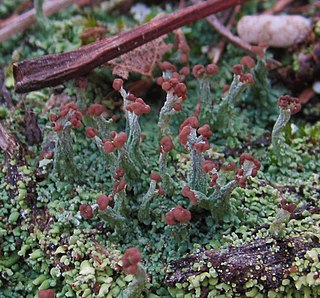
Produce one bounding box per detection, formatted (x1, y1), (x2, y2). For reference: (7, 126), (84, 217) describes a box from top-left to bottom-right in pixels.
(0, 1), (319, 297)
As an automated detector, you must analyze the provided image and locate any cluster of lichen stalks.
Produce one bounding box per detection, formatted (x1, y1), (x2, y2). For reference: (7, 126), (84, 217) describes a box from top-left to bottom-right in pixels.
(31, 51), (306, 297)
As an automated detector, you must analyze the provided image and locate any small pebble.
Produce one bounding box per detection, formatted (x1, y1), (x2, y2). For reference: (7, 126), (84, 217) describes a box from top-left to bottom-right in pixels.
(237, 15), (311, 48)
(312, 81), (320, 94)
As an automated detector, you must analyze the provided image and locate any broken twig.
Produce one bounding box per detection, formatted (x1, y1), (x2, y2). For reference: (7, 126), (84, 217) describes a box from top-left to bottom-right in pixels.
(205, 14), (253, 55)
(212, 6), (241, 64)
(263, 0), (295, 15)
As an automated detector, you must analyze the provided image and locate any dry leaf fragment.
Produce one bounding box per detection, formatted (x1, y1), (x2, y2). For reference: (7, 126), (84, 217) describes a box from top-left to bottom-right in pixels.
(107, 36), (172, 79)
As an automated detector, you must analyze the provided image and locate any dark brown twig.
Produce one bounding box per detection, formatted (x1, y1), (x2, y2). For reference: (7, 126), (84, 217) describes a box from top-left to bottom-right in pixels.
(13, 0), (249, 93)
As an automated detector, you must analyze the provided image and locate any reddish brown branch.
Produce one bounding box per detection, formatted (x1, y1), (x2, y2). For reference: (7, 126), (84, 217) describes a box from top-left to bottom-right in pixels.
(263, 0), (295, 14)
(191, 0), (253, 61)
(205, 14), (253, 55)
(0, 0), (76, 43)
(13, 0), (249, 93)
(212, 6), (241, 64)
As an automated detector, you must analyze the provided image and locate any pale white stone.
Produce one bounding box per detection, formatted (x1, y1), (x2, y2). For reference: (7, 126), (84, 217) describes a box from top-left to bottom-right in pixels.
(237, 15), (311, 48)
(312, 81), (320, 94)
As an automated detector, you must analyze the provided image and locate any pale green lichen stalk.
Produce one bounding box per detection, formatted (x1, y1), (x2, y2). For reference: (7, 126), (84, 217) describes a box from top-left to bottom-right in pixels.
(271, 95), (301, 162)
(122, 263), (147, 298)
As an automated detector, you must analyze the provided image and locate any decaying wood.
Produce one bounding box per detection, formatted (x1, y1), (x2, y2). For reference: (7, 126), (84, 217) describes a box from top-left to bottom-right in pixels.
(13, 0), (249, 93)
(166, 237), (318, 293)
(0, 122), (28, 201)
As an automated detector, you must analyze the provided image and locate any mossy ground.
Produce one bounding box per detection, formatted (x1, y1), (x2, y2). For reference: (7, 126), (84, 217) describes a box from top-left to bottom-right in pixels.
(0, 1), (319, 297)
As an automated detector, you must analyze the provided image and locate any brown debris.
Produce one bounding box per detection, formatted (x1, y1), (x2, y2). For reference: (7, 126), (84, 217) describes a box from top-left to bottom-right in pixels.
(107, 36), (172, 79)
(298, 87), (315, 104)
(0, 123), (26, 200)
(0, 123), (17, 157)
(24, 106), (43, 145)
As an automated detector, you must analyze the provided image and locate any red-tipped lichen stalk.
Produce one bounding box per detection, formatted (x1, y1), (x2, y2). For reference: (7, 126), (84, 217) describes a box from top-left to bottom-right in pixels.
(121, 247), (147, 298)
(192, 63), (219, 117)
(164, 205), (192, 253)
(112, 79), (148, 180)
(49, 102), (83, 179)
(210, 61), (255, 140)
(158, 62), (188, 137)
(159, 135), (176, 196)
(272, 95), (301, 161)
(181, 154), (260, 222)
(178, 116), (212, 193)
